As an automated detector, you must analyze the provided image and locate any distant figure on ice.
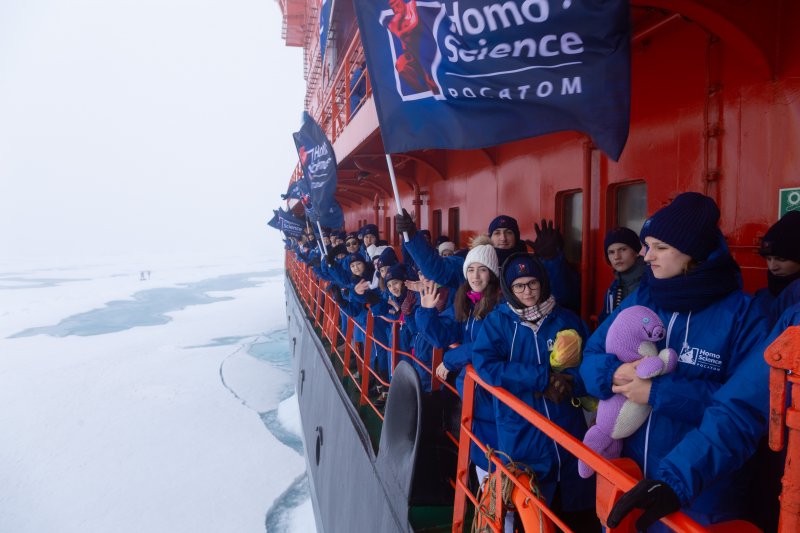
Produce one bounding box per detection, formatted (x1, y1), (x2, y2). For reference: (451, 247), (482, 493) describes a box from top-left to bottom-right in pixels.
(139, 271), (146, 281)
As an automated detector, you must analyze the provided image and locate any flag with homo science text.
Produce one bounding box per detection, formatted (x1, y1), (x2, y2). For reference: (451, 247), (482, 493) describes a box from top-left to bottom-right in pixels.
(352, 0), (630, 160)
(292, 112), (345, 228)
(276, 208), (307, 238)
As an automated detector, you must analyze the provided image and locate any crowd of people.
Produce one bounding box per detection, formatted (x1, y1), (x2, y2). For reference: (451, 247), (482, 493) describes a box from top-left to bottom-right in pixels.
(287, 193), (800, 532)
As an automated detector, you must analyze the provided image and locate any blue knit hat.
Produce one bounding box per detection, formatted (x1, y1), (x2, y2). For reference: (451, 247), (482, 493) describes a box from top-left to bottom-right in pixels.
(488, 215), (520, 243)
(345, 253), (366, 268)
(760, 210), (800, 263)
(639, 192), (721, 261)
(377, 247), (399, 268)
(603, 227), (642, 264)
(384, 264), (407, 284)
(500, 253), (551, 304)
(361, 224), (379, 238)
(335, 231), (347, 240)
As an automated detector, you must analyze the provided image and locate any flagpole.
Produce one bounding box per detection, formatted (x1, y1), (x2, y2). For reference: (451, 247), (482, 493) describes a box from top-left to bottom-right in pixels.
(316, 221), (328, 255)
(385, 153), (409, 243)
(305, 215), (325, 256)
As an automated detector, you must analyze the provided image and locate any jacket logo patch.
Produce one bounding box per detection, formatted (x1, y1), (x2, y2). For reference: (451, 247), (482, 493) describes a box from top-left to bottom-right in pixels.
(679, 345), (722, 371)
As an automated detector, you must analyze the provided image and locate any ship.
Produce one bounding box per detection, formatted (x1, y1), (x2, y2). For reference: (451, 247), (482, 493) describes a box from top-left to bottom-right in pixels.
(277, 1), (800, 532)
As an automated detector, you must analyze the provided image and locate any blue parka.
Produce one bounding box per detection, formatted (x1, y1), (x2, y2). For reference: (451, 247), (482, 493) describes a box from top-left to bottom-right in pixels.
(655, 302), (798, 512)
(580, 284), (768, 523)
(753, 277), (800, 328)
(472, 303), (594, 511)
(416, 301), (499, 471)
(370, 290), (414, 379)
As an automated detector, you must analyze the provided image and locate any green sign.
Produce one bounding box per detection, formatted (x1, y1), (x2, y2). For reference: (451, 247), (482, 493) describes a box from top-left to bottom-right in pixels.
(779, 187), (800, 217)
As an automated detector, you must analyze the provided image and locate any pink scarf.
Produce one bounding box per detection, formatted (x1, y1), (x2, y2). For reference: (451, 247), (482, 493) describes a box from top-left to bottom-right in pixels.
(467, 290), (482, 305)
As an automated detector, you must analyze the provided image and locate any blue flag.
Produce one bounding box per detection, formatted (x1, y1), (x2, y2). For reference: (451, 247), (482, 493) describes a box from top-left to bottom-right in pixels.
(282, 179), (311, 204)
(352, 0), (630, 160)
(319, 0), (333, 63)
(292, 112), (345, 228)
(267, 210), (280, 231)
(277, 208), (307, 238)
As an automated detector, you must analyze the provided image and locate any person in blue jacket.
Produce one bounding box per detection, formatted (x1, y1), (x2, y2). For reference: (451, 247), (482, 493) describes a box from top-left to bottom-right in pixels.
(754, 210), (800, 325)
(580, 192), (768, 531)
(367, 264), (415, 384)
(415, 236), (502, 479)
(472, 252), (596, 529)
(610, 302), (799, 532)
(598, 227), (647, 324)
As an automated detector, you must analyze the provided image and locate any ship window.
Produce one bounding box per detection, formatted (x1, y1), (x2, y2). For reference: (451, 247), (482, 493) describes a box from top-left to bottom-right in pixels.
(448, 207), (460, 248)
(384, 216), (391, 245)
(432, 209), (442, 241)
(559, 190), (583, 265)
(615, 182), (647, 235)
(391, 216), (399, 246)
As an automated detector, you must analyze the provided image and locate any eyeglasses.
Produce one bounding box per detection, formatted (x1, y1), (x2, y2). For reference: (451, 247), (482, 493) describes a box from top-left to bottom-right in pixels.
(346, 240), (359, 247)
(510, 279), (540, 294)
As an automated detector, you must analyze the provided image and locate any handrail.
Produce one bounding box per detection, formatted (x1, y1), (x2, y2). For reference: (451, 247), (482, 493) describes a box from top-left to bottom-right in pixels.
(765, 325), (800, 533)
(452, 365), (756, 533)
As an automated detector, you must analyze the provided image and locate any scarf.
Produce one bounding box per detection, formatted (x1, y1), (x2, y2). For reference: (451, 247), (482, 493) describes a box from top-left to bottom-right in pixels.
(647, 251), (741, 312)
(613, 256), (647, 309)
(767, 270), (800, 297)
(467, 290), (483, 305)
(508, 295), (556, 332)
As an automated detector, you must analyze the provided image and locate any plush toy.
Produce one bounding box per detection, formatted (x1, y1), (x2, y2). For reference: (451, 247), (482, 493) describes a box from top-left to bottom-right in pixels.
(577, 305), (678, 478)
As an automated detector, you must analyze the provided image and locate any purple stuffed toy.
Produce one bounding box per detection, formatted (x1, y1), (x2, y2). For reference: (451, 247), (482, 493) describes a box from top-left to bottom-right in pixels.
(577, 305), (678, 478)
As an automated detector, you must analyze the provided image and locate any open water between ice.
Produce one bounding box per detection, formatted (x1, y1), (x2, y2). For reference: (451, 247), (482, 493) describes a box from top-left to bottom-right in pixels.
(8, 269), (282, 338)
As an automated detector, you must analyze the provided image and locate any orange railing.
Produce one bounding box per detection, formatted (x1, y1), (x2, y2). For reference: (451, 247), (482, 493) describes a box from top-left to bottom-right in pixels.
(308, 29), (371, 144)
(449, 367), (761, 533)
(287, 253), (458, 420)
(286, 252), (768, 532)
(765, 325), (800, 533)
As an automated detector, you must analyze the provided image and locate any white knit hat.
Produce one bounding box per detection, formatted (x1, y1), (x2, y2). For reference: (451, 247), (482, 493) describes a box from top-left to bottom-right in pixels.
(438, 241), (456, 254)
(462, 244), (499, 278)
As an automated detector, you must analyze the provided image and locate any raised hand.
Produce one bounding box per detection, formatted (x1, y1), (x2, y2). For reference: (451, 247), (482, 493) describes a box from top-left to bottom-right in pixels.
(532, 219), (563, 259)
(419, 280), (441, 309)
(394, 208), (417, 238)
(354, 279), (371, 295)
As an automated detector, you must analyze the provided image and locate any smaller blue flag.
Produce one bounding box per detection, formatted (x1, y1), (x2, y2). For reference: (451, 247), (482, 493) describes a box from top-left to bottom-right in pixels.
(293, 112), (344, 229)
(319, 0), (333, 63)
(267, 210), (280, 231)
(277, 208), (306, 238)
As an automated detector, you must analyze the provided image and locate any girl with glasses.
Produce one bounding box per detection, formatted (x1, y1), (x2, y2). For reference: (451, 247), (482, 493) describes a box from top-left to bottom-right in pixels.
(472, 252), (597, 531)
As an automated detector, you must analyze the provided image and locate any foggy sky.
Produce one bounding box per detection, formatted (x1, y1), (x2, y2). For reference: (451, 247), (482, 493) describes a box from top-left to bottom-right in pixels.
(0, 0), (305, 264)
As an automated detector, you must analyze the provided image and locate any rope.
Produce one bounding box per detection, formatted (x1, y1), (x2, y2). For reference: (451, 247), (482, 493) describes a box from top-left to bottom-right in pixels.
(472, 448), (547, 533)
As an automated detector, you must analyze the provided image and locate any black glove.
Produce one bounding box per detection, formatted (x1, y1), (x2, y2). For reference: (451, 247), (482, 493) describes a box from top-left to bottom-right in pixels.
(329, 285), (344, 305)
(532, 219), (563, 259)
(364, 291), (381, 306)
(607, 479), (681, 531)
(395, 209), (417, 238)
(326, 244), (346, 266)
(541, 373), (574, 404)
